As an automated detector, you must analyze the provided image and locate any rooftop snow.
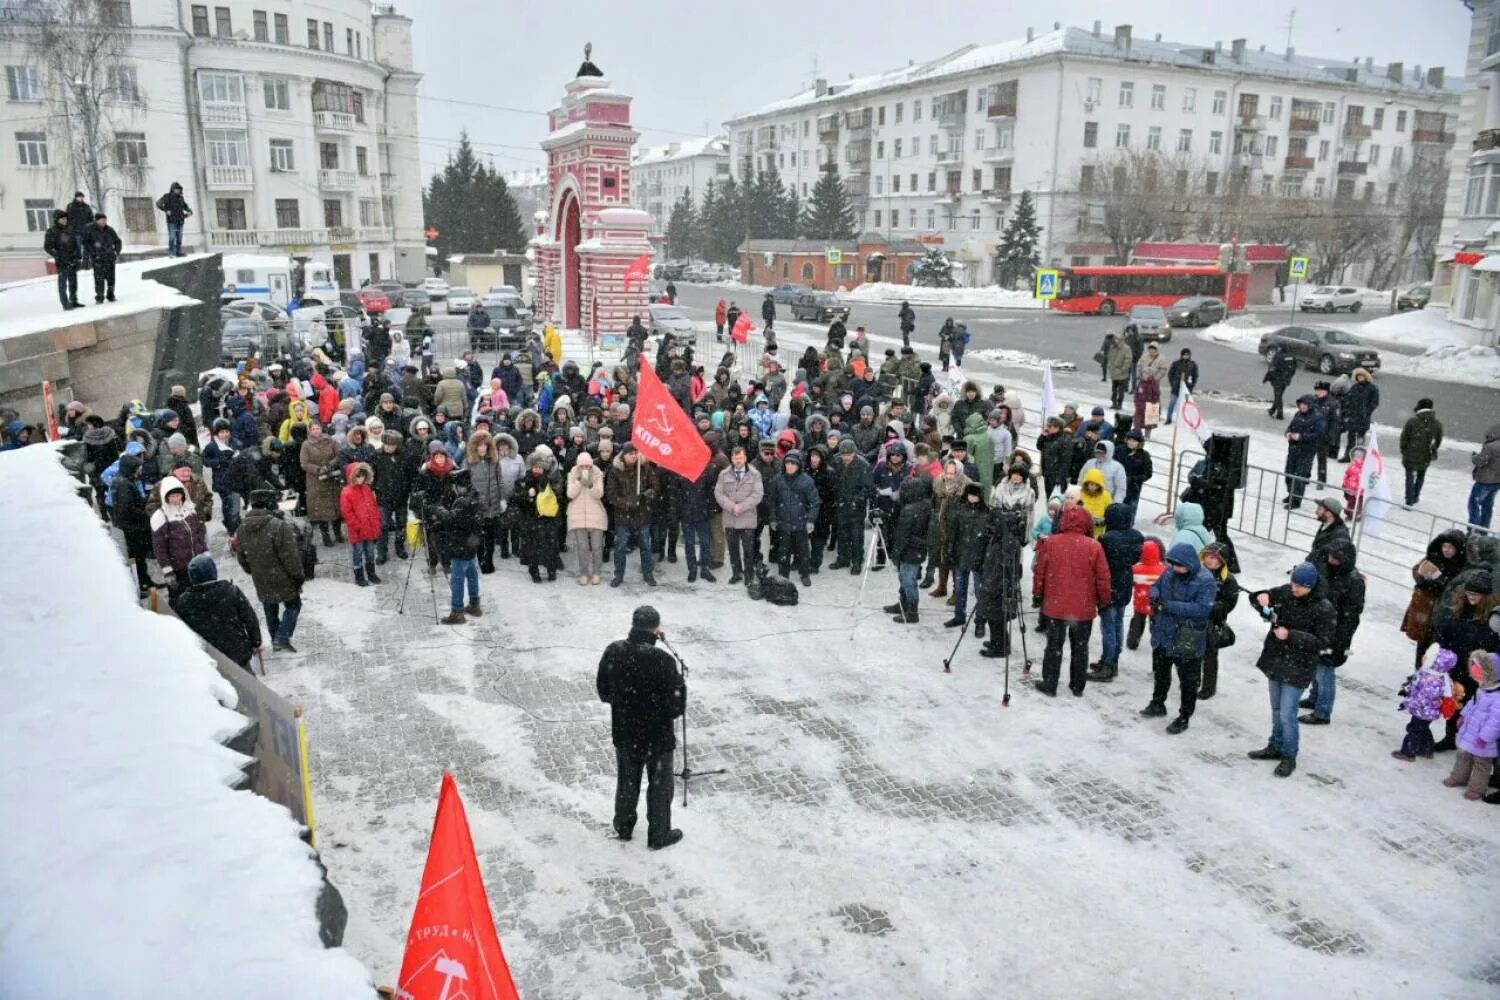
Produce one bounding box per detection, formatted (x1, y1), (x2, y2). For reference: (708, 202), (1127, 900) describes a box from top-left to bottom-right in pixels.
(0, 254), (205, 342)
(634, 136), (730, 165)
(0, 445), (372, 998)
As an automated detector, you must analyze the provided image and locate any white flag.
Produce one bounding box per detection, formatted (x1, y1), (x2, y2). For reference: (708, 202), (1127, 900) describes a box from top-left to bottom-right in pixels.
(1356, 428), (1394, 539)
(1178, 390), (1214, 445)
(1040, 362), (1057, 421)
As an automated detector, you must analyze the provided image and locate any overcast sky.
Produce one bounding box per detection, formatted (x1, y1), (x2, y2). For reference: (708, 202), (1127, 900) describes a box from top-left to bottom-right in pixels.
(409, 0), (1473, 179)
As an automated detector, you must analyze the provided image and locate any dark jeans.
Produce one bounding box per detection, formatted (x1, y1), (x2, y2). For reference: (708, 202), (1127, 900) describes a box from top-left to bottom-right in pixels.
(1151, 648), (1203, 720)
(1284, 452), (1313, 508)
(263, 597), (302, 644)
(1404, 466), (1427, 506)
(681, 519), (711, 573)
(92, 259), (116, 301)
(613, 745), (674, 843)
(167, 221), (184, 256)
(835, 513), (864, 567)
(809, 513), (833, 569)
(1469, 482), (1499, 531)
(56, 265), (78, 307)
(1399, 717), (1435, 757)
(1042, 618), (1093, 693)
(1109, 379), (1128, 410)
(777, 527), (811, 576)
(1269, 384), (1287, 419)
(376, 504), (401, 559)
(478, 514), (501, 568)
(725, 526), (756, 578)
(613, 524), (655, 579)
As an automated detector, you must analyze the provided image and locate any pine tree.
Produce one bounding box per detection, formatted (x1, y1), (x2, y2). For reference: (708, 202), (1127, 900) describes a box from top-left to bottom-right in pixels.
(910, 248), (957, 287)
(781, 186), (802, 239)
(665, 189), (698, 259)
(696, 180), (720, 260)
(802, 166), (859, 240)
(703, 176), (741, 264)
(422, 133), (527, 259)
(993, 189), (1042, 288)
(746, 165), (783, 239)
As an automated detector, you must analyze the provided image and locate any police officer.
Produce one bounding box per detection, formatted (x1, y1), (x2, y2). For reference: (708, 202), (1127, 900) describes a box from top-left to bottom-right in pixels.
(596, 605), (685, 850)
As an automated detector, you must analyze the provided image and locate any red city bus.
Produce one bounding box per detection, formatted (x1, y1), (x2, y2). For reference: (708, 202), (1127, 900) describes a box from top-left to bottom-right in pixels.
(1049, 266), (1248, 315)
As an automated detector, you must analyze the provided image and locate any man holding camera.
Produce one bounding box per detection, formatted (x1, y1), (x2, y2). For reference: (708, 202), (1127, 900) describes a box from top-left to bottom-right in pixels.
(597, 605), (685, 851)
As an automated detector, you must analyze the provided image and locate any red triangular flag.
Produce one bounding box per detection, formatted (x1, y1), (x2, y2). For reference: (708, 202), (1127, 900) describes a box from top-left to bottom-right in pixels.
(396, 774), (521, 1000)
(622, 252), (653, 292)
(631, 363), (710, 481)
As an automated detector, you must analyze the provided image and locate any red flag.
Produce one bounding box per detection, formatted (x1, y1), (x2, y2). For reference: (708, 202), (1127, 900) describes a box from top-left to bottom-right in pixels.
(632, 363), (710, 481)
(396, 774), (521, 1000)
(622, 252), (653, 292)
(730, 313), (753, 344)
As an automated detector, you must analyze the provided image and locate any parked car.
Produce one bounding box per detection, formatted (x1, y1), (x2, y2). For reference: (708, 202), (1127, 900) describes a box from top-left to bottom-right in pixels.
(423, 276), (449, 300)
(1396, 282), (1431, 311)
(220, 299), (291, 330)
(789, 291), (851, 324)
(220, 317), (281, 363)
(1298, 286), (1363, 313)
(293, 304), (364, 347)
(481, 291), (531, 323)
(769, 283), (810, 304)
(1257, 324), (1382, 375)
(356, 286), (391, 314)
(402, 288), (432, 314)
(1166, 296), (1227, 327)
(469, 299), (532, 352)
(655, 261), (687, 281)
(371, 280), (406, 308)
(1122, 304), (1173, 343)
(647, 303), (696, 341)
(486, 284), (519, 297)
(446, 286), (476, 315)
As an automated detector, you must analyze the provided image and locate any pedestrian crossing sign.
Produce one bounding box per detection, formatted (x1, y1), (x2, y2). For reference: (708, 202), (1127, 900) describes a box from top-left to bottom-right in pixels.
(1289, 256), (1309, 280)
(826, 248), (843, 264)
(1035, 269), (1059, 300)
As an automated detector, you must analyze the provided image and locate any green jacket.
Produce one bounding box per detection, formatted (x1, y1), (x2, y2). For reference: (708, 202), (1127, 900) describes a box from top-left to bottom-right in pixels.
(964, 412), (995, 480)
(1399, 409), (1443, 469)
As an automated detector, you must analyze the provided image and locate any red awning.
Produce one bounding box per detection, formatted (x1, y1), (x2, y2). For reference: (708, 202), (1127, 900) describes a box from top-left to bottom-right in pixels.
(1454, 251), (1486, 266)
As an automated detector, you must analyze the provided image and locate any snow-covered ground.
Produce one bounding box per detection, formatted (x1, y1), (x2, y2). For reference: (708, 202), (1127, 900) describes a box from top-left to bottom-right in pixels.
(1350, 306), (1491, 351)
(840, 281), (1044, 309)
(0, 444), (371, 998)
(0, 253), (205, 341)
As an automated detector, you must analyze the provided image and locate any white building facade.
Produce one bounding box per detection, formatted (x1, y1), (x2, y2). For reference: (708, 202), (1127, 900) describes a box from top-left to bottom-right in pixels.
(726, 24), (1458, 285)
(0, 0), (426, 285)
(631, 135), (729, 234)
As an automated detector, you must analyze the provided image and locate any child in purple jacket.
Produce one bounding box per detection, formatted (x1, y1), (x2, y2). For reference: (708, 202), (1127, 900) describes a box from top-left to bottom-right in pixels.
(1392, 647), (1454, 761)
(1443, 651), (1500, 799)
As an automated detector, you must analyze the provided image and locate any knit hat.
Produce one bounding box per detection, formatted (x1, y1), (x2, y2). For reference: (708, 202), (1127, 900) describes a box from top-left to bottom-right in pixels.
(427, 440), (446, 455)
(167, 432), (188, 451)
(632, 605), (661, 630)
(1047, 416), (1064, 429)
(1290, 563), (1319, 587)
(1314, 380), (1331, 391)
(1416, 398), (1433, 411)
(66, 400), (87, 416)
(1315, 497), (1343, 518)
(170, 384), (187, 397)
(1091, 406), (1105, 416)
(838, 438), (856, 454)
(186, 553), (217, 585)
(1466, 570), (1494, 595)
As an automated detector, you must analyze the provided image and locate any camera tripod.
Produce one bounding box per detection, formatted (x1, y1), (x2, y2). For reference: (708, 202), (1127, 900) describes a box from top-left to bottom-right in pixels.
(659, 634), (726, 806)
(395, 526), (441, 624)
(851, 504), (894, 631)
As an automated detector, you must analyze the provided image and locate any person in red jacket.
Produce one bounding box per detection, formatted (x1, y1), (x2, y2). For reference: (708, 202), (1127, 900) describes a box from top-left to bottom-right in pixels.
(339, 461), (383, 586)
(1032, 505), (1112, 697)
(1127, 536), (1167, 650)
(714, 298), (728, 341)
(311, 371), (340, 426)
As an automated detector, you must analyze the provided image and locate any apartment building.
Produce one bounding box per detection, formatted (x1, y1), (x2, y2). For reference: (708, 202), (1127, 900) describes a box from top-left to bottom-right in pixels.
(725, 23), (1459, 285)
(631, 135), (729, 234)
(0, 0), (426, 285)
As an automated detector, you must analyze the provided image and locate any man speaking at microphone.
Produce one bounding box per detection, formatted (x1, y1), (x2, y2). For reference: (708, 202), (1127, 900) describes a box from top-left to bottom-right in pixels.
(597, 605), (686, 850)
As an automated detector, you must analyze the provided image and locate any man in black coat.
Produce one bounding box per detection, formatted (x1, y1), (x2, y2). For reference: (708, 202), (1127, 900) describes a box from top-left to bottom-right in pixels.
(365, 319), (392, 373)
(596, 605), (685, 850)
(1306, 497), (1351, 584)
(761, 292), (776, 332)
(1300, 539), (1365, 726)
(885, 476), (932, 623)
(1165, 348), (1198, 424)
(898, 301), (915, 348)
(1310, 380), (1341, 487)
(974, 505), (1026, 657)
(156, 181), (193, 256)
(1246, 563), (1336, 778)
(1263, 346), (1298, 420)
(65, 191), (94, 265)
(171, 554), (262, 671)
(42, 210), (81, 310)
(83, 213), (123, 303)
(1281, 395), (1324, 509)
(829, 440), (870, 573)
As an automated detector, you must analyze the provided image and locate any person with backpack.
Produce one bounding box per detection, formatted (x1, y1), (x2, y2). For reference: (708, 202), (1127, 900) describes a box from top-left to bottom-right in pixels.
(235, 488), (306, 652)
(1139, 542), (1218, 734)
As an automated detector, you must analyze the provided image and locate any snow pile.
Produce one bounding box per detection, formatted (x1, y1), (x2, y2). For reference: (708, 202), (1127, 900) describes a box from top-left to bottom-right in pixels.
(0, 254), (204, 342)
(0, 444), (371, 998)
(971, 347), (1077, 370)
(1349, 307), (1488, 351)
(1197, 318), (1282, 353)
(1385, 343), (1500, 383)
(840, 281), (1045, 309)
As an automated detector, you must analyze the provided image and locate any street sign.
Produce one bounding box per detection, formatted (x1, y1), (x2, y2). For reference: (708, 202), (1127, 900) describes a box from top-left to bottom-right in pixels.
(1288, 256), (1308, 280)
(1035, 268), (1059, 300)
(424, 225), (440, 241)
(826, 248), (843, 264)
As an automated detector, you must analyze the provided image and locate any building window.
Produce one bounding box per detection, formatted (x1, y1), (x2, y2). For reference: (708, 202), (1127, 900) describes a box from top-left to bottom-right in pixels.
(355, 147), (368, 176)
(197, 72), (243, 105)
(307, 18), (319, 48)
(996, 126), (1013, 150)
(1080, 164), (1095, 194)
(1279, 176), (1302, 197)
(892, 174), (901, 193)
(6, 66), (41, 102)
(115, 132), (147, 166)
(274, 12), (288, 43)
(1314, 177), (1325, 198)
(1391, 146), (1403, 168)
(913, 100), (921, 121)
(1211, 90), (1226, 115)
(1265, 135), (1279, 157)
(356, 33), (361, 59)
(894, 102), (903, 124)
(1318, 139), (1330, 162)
(875, 140), (884, 159)
(313, 81), (364, 122)
(320, 141), (339, 169)
(1177, 129), (1192, 153)
(891, 138), (901, 159)
(205, 129), (247, 166)
(909, 172), (918, 190)
(970, 209), (981, 229)
(1268, 96), (1283, 120)
(1083, 121), (1098, 148)
(347, 27), (354, 55)
(973, 129), (984, 150)
(251, 9), (267, 40)
(928, 134), (938, 155)
(1372, 107), (1385, 130)
(1086, 77), (1101, 106)
(874, 176), (883, 195)
(323, 22), (334, 52)
(1369, 144), (1380, 166)
(1364, 181), (1375, 200)
(214, 6), (231, 37)
(1322, 102), (1335, 124)
(359, 199), (379, 225)
(15, 131), (47, 167)
(1151, 84), (1166, 110)
(1204, 171), (1218, 196)
(873, 209), (882, 228)
(1119, 81), (1134, 108)
(269, 139), (294, 171)
(908, 208), (917, 228)
(105, 65), (139, 103)
(123, 197), (154, 232)
(262, 78), (288, 110)
(1396, 109), (1407, 132)
(927, 172), (936, 191)
(191, 5), (209, 36)
(1115, 124), (1131, 148)
(1261, 175), (1274, 196)
(1387, 182), (1398, 204)
(23, 198), (53, 231)
(972, 168), (982, 190)
(215, 198), (247, 229)
(926, 208), (936, 229)
(1208, 131), (1222, 155)
(1146, 126), (1162, 151)
(265, 199), (298, 229)
(323, 199), (343, 227)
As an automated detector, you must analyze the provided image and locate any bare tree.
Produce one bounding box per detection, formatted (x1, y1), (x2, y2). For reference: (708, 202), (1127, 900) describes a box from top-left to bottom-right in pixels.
(1388, 153), (1449, 283)
(1074, 149), (1209, 261)
(3, 0), (147, 216)
(1305, 199), (1390, 285)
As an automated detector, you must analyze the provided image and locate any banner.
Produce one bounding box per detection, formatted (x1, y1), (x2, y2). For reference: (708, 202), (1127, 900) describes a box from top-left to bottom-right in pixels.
(1039, 362), (1057, 421)
(397, 774), (520, 1000)
(41, 381), (59, 442)
(1178, 390), (1214, 445)
(1355, 427), (1394, 539)
(622, 252), (653, 293)
(632, 363), (710, 480)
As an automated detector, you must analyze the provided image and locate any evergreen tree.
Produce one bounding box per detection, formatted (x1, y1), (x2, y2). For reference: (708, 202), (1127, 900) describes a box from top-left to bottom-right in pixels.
(422, 133), (527, 259)
(696, 180), (720, 260)
(993, 189), (1042, 288)
(910, 248), (957, 287)
(665, 189), (698, 259)
(781, 186), (802, 239)
(704, 176), (742, 264)
(802, 166), (859, 240)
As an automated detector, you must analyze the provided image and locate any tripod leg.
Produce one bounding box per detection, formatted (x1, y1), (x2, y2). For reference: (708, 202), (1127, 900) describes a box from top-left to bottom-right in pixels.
(942, 613), (971, 673)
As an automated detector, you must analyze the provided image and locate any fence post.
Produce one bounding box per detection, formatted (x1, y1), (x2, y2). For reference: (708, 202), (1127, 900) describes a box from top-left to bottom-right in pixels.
(1163, 416), (1182, 515)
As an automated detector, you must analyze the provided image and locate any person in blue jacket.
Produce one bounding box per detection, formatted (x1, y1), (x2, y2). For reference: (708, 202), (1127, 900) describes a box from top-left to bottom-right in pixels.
(1282, 395), (1326, 510)
(770, 450), (820, 586)
(1140, 541), (1218, 733)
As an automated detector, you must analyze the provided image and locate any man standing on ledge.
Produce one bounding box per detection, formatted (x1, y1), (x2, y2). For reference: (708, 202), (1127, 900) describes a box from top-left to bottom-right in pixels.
(597, 605), (685, 850)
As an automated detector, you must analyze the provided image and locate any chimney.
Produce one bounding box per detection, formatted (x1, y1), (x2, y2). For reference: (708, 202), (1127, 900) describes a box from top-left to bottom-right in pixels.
(1092, 20), (1101, 38)
(1414, 64), (1422, 84)
(1364, 57), (1373, 72)
(1026, 26), (1034, 43)
(1214, 40), (1222, 53)
(814, 77), (828, 97)
(1231, 38), (1246, 63)
(1427, 66), (1445, 88)
(1114, 24), (1133, 51)
(1285, 46), (1295, 62)
(1387, 61), (1403, 82)
(1154, 33), (1161, 42)
(1053, 20), (1060, 29)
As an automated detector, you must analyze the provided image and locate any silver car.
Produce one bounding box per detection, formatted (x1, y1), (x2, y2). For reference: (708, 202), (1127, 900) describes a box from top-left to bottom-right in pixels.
(446, 286), (476, 314)
(648, 303), (695, 341)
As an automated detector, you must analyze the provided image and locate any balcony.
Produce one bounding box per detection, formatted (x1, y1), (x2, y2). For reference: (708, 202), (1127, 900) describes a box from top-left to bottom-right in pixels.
(204, 164), (251, 189)
(1474, 129), (1500, 151)
(981, 189), (1012, 203)
(1413, 129), (1455, 146)
(1337, 160), (1368, 176)
(314, 109), (357, 133)
(935, 149), (960, 163)
(200, 102), (245, 126)
(1284, 155), (1315, 171)
(816, 114), (839, 138)
(987, 101), (1017, 120)
(844, 176), (869, 198)
(938, 187), (962, 202)
(355, 226), (393, 243)
(982, 147), (1015, 164)
(985, 81), (1018, 120)
(380, 171), (399, 192)
(845, 139), (871, 164)
(818, 161), (838, 173)
(845, 122), (872, 141)
(208, 227), (333, 249)
(1342, 121), (1372, 140)
(754, 130), (778, 151)
(319, 168), (356, 190)
(1231, 152), (1264, 171)
(939, 109), (966, 130)
(1288, 117), (1320, 134)
(328, 226), (355, 242)
(1235, 114), (1266, 131)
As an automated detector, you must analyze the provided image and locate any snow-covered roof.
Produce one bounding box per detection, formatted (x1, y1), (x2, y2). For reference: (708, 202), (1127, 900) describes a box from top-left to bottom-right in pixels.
(0, 255), (205, 342)
(0, 445), (372, 997)
(633, 136), (729, 166)
(727, 25), (1459, 123)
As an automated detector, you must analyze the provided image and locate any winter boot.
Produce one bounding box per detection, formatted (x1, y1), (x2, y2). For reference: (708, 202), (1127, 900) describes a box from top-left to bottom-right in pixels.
(1139, 701), (1167, 717)
(943, 615), (966, 628)
(1166, 717), (1190, 735)
(333, 520), (345, 543)
(928, 566), (948, 597)
(319, 522), (334, 546)
(441, 610), (466, 625)
(979, 630), (1010, 658)
(800, 573), (812, 587)
(1273, 757), (1297, 778)
(1198, 661), (1218, 700)
(529, 566), (542, 583)
(1247, 744), (1282, 761)
(883, 599), (905, 615)
(1087, 663), (1118, 682)
(1125, 614), (1145, 650)
(643, 573), (659, 587)
(687, 568), (698, 584)
(377, 549), (389, 566)
(701, 569), (717, 583)
(354, 567), (369, 587)
(366, 565), (382, 584)
(466, 600), (482, 617)
(395, 536), (409, 560)
(973, 619), (985, 639)
(892, 601), (919, 624)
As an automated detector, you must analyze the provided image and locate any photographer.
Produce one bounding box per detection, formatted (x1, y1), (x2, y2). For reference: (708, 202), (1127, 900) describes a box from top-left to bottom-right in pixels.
(597, 605), (685, 851)
(1245, 564), (1335, 778)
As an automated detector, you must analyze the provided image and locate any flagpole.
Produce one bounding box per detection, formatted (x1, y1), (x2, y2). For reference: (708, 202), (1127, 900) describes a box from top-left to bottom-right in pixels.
(1165, 392), (1183, 515)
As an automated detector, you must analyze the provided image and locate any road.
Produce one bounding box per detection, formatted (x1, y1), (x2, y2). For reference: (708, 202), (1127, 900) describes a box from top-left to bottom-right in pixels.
(667, 284), (1499, 454)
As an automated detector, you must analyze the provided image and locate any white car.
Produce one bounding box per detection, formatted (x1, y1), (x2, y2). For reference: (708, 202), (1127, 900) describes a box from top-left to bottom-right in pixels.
(422, 277), (449, 300)
(445, 286), (476, 314)
(1298, 286), (1363, 313)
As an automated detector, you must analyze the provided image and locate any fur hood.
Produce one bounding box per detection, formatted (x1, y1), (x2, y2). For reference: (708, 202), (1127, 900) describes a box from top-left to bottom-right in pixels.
(466, 429), (498, 465)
